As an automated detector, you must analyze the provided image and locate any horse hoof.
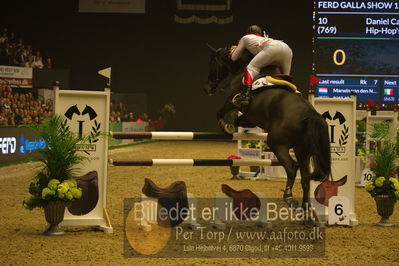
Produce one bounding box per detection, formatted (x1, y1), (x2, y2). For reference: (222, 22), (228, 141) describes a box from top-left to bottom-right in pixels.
(288, 199), (299, 210)
(284, 198), (299, 210)
(224, 124), (236, 134)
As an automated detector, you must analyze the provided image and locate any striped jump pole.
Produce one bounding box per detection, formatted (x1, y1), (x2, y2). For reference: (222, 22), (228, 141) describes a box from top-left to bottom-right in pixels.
(110, 131), (268, 141)
(109, 158), (281, 166)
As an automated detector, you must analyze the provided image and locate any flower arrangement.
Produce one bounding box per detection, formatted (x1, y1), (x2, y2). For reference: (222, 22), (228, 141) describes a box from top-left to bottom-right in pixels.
(23, 178), (82, 210)
(22, 114), (88, 210)
(365, 121), (399, 226)
(246, 140), (260, 149)
(356, 147), (365, 156)
(159, 103), (176, 120)
(365, 176), (399, 201)
(365, 121), (399, 200)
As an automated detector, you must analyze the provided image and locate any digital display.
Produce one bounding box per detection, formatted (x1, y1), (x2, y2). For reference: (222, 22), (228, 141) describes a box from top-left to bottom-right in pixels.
(312, 1), (399, 104)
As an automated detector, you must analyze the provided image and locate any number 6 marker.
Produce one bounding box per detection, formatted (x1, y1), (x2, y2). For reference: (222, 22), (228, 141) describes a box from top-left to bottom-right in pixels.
(328, 196), (350, 226)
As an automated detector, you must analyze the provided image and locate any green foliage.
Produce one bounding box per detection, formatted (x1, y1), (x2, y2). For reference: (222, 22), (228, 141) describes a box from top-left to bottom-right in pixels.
(372, 142), (398, 178)
(356, 120), (366, 132)
(30, 115), (89, 180)
(369, 122), (399, 179)
(22, 114), (88, 210)
(366, 121), (399, 200)
(159, 103), (176, 120)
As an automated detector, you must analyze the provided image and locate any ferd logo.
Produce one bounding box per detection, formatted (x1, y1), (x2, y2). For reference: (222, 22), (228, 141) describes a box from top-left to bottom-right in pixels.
(64, 104), (101, 155)
(19, 135), (46, 154)
(322, 111), (349, 156)
(0, 137), (16, 154)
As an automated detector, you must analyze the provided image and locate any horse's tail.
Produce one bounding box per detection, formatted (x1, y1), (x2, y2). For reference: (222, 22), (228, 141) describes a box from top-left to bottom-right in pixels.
(303, 111), (331, 182)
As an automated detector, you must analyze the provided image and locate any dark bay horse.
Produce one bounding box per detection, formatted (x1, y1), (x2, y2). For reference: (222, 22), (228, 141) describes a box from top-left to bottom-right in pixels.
(203, 45), (331, 211)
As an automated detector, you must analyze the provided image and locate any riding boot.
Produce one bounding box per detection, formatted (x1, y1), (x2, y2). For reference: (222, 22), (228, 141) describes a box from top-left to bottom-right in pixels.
(235, 85), (252, 107)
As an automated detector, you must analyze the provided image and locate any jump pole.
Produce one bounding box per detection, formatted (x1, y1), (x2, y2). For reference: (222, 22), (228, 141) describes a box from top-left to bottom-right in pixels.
(110, 131), (268, 141)
(109, 158), (281, 166)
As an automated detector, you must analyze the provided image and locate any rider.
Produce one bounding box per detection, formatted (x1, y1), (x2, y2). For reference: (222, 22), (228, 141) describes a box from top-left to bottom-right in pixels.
(229, 25), (293, 107)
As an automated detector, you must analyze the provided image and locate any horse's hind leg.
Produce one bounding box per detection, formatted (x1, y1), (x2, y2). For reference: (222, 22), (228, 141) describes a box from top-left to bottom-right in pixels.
(294, 146), (317, 225)
(294, 147), (312, 211)
(268, 143), (298, 207)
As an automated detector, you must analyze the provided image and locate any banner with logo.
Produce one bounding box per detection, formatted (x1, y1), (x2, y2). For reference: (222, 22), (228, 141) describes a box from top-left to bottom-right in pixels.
(54, 87), (112, 232)
(120, 121), (148, 144)
(174, 0), (233, 24)
(0, 127), (44, 164)
(79, 0), (145, 13)
(309, 95), (358, 226)
(0, 65), (33, 88)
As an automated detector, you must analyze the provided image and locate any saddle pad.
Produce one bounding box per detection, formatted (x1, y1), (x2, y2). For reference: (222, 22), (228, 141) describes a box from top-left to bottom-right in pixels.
(252, 76), (297, 92)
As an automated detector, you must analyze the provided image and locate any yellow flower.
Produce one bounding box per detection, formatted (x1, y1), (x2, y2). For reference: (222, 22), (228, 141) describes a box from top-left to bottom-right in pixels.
(41, 188), (52, 200)
(375, 177), (385, 187)
(390, 178), (399, 184)
(365, 181), (375, 192)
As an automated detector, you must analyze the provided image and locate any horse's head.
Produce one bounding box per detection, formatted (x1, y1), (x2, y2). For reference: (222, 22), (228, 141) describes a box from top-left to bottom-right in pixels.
(203, 44), (236, 96)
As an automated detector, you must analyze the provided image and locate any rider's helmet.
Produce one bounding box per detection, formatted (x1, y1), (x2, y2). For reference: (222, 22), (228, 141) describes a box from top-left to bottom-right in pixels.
(246, 25), (262, 35)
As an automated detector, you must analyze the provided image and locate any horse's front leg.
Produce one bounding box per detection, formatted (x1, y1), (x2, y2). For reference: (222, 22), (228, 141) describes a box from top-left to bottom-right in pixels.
(217, 97), (237, 134)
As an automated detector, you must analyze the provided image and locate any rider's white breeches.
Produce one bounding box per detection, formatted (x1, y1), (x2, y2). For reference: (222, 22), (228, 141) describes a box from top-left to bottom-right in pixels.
(244, 40), (293, 86)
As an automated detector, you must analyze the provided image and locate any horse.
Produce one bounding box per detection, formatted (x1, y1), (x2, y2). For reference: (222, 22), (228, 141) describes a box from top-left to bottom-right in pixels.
(203, 45), (331, 213)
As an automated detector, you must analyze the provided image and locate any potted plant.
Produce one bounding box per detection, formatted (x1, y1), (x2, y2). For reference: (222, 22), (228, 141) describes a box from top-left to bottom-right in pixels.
(365, 121), (399, 226)
(22, 114), (87, 235)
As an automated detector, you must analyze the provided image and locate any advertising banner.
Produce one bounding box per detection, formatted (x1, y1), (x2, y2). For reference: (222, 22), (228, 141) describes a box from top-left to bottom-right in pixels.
(0, 127), (44, 164)
(79, 0), (145, 13)
(121, 121), (148, 144)
(0, 65), (33, 88)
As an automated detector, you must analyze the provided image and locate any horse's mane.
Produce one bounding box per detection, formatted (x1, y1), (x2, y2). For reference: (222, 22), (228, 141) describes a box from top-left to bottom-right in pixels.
(216, 46), (253, 74)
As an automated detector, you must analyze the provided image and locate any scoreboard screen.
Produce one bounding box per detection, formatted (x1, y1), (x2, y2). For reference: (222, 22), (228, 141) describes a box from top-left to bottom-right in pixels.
(312, 0), (399, 104)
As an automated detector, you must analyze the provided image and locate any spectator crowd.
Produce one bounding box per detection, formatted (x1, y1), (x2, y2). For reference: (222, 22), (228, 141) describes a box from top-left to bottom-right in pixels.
(0, 27), (171, 130)
(109, 101), (150, 124)
(0, 83), (53, 127)
(0, 28), (52, 68)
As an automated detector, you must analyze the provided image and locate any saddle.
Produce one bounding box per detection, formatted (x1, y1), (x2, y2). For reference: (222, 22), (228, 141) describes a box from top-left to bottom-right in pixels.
(142, 178), (189, 227)
(231, 74), (298, 108)
(314, 175), (347, 206)
(252, 75), (297, 92)
(68, 171), (99, 216)
(221, 184), (260, 220)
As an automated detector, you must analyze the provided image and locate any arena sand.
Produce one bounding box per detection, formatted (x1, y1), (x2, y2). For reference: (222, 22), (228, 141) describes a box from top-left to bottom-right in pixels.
(0, 141), (398, 265)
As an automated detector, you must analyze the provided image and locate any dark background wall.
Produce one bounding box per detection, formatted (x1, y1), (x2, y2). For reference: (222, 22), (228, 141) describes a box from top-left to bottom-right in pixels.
(2, 0), (313, 131)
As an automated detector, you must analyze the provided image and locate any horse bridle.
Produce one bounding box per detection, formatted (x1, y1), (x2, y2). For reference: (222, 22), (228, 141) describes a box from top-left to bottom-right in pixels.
(210, 48), (233, 86)
(211, 55), (224, 85)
